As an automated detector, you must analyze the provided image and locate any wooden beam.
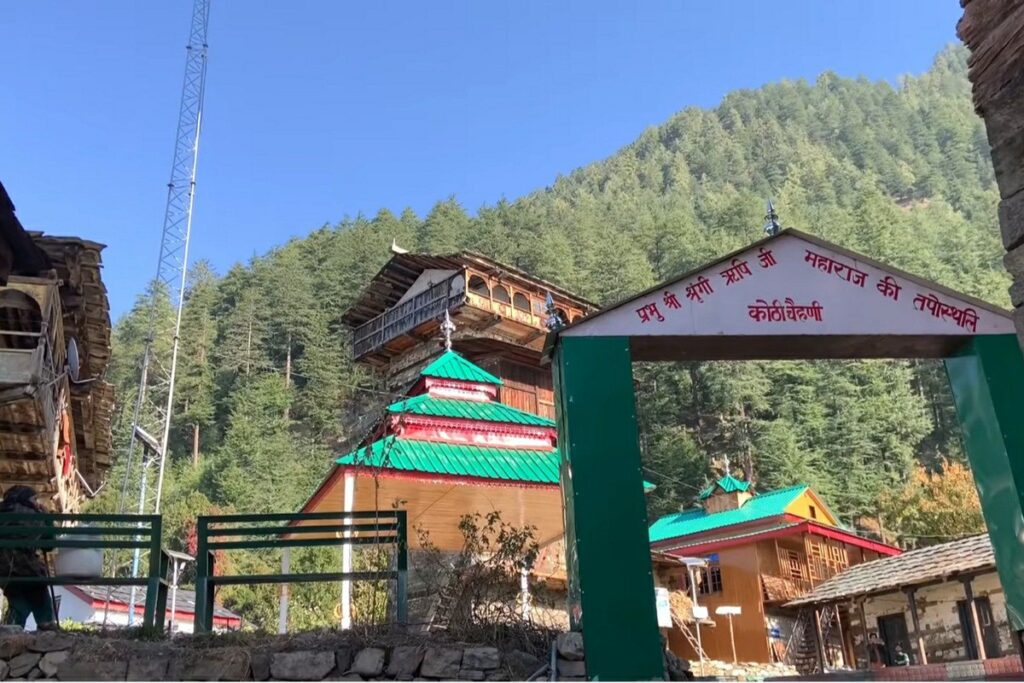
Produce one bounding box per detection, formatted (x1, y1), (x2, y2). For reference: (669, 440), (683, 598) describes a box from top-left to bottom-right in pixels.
(963, 577), (988, 660)
(905, 588), (928, 665)
(857, 599), (870, 671)
(812, 607), (828, 674)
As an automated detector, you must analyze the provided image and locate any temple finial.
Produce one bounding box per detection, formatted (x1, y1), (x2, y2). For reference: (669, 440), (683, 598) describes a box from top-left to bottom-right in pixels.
(722, 454), (731, 477)
(545, 292), (563, 331)
(440, 309), (456, 351)
(763, 199), (781, 236)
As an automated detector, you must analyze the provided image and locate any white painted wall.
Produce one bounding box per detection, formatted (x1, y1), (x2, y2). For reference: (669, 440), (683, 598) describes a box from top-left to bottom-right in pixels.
(22, 587), (206, 634)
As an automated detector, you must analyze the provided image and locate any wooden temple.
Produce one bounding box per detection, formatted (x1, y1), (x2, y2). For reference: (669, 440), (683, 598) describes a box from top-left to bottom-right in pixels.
(342, 249), (595, 416)
(291, 250), (616, 628)
(0, 182), (113, 511)
(649, 473), (900, 667)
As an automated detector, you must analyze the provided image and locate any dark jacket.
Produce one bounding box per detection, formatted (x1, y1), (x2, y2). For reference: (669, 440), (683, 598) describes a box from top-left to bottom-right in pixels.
(0, 498), (50, 581)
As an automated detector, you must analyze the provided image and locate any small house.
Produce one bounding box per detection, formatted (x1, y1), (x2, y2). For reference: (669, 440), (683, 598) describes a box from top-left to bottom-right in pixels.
(649, 474), (900, 666)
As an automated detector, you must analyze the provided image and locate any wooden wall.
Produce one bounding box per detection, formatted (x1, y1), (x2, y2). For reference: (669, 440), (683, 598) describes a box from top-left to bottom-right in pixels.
(474, 357), (555, 420)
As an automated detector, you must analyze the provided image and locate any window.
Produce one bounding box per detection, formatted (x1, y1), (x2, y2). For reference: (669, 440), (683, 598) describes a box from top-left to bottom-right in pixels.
(685, 564), (724, 595)
(785, 550), (803, 581)
(809, 505), (817, 519)
(492, 285), (511, 304)
(469, 275), (490, 297)
(513, 292), (531, 313)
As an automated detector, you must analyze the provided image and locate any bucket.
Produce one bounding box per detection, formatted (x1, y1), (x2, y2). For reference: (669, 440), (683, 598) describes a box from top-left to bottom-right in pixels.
(53, 536), (103, 578)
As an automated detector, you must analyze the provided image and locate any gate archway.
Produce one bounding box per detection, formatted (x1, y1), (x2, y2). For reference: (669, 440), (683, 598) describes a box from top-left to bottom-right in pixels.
(548, 229), (1024, 680)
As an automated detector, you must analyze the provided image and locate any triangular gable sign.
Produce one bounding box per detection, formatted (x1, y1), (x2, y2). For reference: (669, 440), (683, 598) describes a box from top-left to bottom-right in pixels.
(560, 230), (1013, 360)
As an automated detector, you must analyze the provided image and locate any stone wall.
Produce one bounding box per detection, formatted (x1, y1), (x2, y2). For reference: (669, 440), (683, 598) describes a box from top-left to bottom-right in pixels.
(0, 628), (563, 682)
(851, 572), (1012, 664)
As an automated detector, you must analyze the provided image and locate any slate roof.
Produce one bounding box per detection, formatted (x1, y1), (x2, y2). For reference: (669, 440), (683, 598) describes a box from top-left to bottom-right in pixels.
(787, 534), (995, 606)
(420, 351), (502, 385)
(388, 394), (554, 427)
(69, 584), (240, 620)
(337, 436), (655, 490)
(649, 484), (808, 544)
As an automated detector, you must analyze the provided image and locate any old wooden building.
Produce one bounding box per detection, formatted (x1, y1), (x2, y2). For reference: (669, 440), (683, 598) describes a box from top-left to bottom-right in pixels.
(789, 534), (1022, 678)
(342, 249), (595, 417)
(0, 181), (113, 511)
(649, 474), (900, 667)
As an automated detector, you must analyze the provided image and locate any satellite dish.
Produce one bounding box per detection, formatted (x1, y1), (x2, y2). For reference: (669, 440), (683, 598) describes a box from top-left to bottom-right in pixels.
(66, 337), (81, 383)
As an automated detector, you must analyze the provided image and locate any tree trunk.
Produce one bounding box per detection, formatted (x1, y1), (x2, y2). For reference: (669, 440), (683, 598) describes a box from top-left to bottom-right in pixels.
(284, 334), (292, 419)
(192, 423), (200, 467)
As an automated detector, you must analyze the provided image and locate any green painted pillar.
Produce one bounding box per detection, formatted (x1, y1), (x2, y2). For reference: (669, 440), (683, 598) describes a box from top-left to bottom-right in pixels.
(946, 334), (1024, 634)
(553, 336), (664, 681)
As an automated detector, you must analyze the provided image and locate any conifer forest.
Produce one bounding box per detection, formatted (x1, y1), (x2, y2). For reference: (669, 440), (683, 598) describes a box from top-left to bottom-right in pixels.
(96, 46), (997, 628)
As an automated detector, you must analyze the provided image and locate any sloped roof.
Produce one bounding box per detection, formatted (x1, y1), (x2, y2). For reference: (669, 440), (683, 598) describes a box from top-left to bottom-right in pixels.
(337, 436), (655, 490)
(698, 474), (752, 500)
(68, 585), (239, 620)
(338, 436), (560, 483)
(787, 534), (995, 606)
(420, 350), (503, 385)
(649, 484), (808, 543)
(388, 393), (554, 427)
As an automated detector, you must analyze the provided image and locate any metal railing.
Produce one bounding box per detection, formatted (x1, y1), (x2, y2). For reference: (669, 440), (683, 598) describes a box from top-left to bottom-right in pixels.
(352, 274), (465, 357)
(193, 510), (408, 633)
(0, 513), (168, 629)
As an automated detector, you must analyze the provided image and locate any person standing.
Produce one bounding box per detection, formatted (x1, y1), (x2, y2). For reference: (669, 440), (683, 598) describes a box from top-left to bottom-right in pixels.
(0, 486), (58, 630)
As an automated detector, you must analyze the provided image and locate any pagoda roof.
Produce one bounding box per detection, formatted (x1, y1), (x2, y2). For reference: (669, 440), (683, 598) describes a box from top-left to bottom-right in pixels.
(388, 393), (553, 427)
(420, 350), (503, 385)
(337, 436), (655, 490)
(698, 474), (752, 500)
(649, 484), (809, 543)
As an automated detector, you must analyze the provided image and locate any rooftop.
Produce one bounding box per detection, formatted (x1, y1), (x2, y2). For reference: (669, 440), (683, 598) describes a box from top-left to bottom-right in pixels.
(787, 534), (995, 606)
(698, 474), (751, 500)
(389, 393), (553, 427)
(68, 584), (240, 620)
(419, 350), (503, 386)
(649, 484), (809, 544)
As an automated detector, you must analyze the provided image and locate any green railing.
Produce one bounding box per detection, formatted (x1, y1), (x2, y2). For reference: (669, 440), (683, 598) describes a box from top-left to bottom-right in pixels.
(193, 510), (408, 633)
(0, 513), (168, 630)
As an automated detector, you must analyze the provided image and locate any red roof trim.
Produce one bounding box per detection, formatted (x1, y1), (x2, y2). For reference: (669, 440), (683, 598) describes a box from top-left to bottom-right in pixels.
(344, 465), (560, 490)
(391, 416), (555, 445)
(658, 517), (900, 557)
(68, 586), (241, 628)
(650, 515), (792, 550)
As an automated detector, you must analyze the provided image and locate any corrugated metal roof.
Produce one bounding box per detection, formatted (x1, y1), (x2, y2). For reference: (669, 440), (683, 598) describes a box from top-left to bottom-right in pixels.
(388, 394), (554, 427)
(698, 474), (752, 500)
(649, 485), (808, 543)
(338, 437), (655, 490)
(787, 534), (994, 606)
(70, 585), (239, 619)
(338, 436), (559, 483)
(420, 351), (503, 385)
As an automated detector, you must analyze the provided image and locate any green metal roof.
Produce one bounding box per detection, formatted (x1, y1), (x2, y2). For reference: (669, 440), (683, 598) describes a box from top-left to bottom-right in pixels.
(649, 484), (808, 543)
(698, 474), (752, 500)
(388, 394), (555, 427)
(420, 351), (502, 385)
(338, 436), (654, 490)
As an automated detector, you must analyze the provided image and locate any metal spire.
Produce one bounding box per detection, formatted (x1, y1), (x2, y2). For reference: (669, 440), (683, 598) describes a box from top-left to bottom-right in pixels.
(763, 199), (781, 236)
(440, 309), (456, 351)
(544, 292), (563, 331)
(722, 454), (731, 477)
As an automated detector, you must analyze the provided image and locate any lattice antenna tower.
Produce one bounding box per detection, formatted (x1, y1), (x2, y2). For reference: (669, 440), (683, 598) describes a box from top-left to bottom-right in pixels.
(120, 0), (210, 621)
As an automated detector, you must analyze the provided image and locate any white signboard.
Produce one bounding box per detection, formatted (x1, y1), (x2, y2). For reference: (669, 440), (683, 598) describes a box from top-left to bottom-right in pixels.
(655, 587), (672, 628)
(563, 232), (1013, 339)
(692, 605), (708, 620)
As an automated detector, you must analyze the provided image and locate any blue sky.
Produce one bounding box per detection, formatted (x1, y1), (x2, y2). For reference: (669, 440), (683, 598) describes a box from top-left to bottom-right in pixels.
(3, 1), (963, 318)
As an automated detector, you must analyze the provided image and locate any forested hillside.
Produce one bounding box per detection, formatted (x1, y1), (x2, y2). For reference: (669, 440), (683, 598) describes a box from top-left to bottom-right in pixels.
(96, 46), (998, 626)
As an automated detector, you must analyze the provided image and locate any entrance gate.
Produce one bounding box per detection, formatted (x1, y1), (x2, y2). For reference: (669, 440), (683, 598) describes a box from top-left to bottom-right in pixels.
(548, 229), (1024, 680)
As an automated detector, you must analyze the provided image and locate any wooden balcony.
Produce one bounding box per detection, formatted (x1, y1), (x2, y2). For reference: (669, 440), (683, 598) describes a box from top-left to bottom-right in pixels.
(352, 273), (467, 359)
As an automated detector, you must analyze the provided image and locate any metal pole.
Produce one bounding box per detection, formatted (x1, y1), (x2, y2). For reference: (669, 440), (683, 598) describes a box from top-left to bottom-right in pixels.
(127, 460), (149, 626)
(169, 558), (180, 633)
(278, 548), (290, 634)
(341, 471), (355, 630)
(729, 613), (737, 664)
(521, 564), (531, 620)
(688, 566), (705, 677)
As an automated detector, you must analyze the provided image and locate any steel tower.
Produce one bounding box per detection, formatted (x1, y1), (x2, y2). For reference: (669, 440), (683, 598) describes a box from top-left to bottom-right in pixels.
(122, 0), (211, 623)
